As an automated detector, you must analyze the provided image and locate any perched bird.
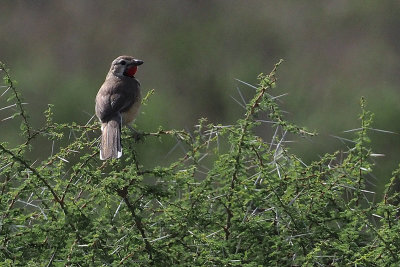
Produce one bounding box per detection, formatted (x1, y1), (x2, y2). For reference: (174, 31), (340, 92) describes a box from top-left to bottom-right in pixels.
(95, 55), (143, 160)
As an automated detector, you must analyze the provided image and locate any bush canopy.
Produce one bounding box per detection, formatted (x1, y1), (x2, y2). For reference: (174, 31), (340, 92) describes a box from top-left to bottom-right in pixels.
(1, 60), (400, 266)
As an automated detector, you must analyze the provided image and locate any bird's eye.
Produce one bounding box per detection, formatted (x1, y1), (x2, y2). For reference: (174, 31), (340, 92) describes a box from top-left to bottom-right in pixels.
(120, 60), (126, 65)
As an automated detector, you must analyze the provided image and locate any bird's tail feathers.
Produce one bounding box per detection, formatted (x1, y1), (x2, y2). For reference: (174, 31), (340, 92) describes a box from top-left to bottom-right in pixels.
(100, 116), (122, 160)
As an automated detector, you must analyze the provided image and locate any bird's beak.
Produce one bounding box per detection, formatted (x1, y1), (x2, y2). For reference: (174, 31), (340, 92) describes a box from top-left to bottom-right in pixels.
(133, 59), (144, 66)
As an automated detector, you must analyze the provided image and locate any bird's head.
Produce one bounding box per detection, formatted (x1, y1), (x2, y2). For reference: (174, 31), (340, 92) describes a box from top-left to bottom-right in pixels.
(110, 55), (143, 78)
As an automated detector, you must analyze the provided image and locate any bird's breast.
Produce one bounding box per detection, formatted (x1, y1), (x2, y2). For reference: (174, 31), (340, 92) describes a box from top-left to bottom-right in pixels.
(121, 93), (141, 125)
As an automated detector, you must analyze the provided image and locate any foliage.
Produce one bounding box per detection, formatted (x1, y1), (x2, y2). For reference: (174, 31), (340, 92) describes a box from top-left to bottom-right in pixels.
(1, 60), (400, 266)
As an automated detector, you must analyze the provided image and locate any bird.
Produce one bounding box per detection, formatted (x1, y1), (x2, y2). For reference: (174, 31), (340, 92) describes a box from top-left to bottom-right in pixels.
(95, 55), (143, 160)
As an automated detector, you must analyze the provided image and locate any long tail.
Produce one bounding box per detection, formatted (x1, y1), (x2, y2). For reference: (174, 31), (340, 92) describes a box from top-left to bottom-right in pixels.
(100, 115), (122, 160)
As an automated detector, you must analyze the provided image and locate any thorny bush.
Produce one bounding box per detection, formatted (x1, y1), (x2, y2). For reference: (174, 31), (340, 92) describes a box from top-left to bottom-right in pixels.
(1, 60), (400, 266)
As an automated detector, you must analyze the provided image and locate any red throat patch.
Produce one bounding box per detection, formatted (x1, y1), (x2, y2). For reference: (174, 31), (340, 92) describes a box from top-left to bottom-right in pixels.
(124, 66), (138, 77)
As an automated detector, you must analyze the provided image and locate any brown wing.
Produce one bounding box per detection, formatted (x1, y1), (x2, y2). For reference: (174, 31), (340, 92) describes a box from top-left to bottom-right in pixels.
(95, 78), (139, 122)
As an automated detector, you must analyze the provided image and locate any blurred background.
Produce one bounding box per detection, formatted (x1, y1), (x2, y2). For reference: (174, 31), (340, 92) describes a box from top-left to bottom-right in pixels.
(1, 1), (400, 196)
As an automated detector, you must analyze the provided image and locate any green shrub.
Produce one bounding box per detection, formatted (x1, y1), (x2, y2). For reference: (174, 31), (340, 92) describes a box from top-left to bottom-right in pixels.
(1, 60), (400, 266)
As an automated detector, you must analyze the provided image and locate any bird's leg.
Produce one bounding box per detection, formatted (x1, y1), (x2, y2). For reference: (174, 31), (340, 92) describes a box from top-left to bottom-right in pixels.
(127, 124), (143, 142)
